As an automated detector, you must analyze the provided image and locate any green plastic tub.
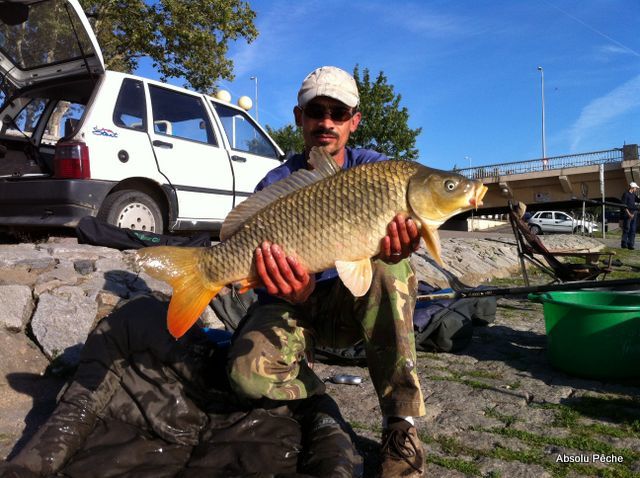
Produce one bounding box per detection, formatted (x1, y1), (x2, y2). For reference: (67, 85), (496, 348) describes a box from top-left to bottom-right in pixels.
(529, 291), (640, 379)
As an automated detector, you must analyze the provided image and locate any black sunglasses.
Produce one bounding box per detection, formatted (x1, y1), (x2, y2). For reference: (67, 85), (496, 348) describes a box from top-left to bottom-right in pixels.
(301, 103), (355, 122)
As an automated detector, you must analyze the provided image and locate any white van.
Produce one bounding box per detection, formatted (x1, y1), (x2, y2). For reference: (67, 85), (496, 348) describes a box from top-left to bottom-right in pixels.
(0, 0), (284, 234)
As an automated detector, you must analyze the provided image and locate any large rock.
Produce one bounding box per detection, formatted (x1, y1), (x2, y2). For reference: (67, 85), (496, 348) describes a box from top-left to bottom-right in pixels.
(0, 285), (33, 332)
(30, 287), (98, 365)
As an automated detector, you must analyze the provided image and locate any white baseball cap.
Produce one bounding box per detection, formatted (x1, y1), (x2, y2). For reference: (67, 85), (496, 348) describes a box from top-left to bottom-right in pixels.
(630, 182), (639, 189)
(297, 66), (359, 108)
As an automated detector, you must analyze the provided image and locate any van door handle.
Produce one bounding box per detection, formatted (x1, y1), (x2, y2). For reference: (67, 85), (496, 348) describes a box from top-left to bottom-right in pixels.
(231, 155), (247, 163)
(153, 139), (173, 149)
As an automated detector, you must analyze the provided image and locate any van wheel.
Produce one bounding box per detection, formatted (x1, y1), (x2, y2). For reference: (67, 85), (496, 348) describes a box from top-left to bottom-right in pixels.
(529, 224), (541, 235)
(98, 189), (164, 233)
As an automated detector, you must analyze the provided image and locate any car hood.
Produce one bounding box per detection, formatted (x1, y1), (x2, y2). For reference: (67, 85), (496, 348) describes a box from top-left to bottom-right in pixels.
(0, 0), (104, 90)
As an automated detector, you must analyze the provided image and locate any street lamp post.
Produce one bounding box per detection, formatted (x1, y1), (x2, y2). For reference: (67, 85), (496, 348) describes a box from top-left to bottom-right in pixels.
(249, 76), (259, 122)
(537, 66), (546, 166)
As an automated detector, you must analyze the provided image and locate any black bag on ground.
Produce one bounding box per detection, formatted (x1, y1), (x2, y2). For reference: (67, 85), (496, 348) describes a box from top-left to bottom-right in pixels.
(413, 281), (497, 353)
(76, 215), (211, 250)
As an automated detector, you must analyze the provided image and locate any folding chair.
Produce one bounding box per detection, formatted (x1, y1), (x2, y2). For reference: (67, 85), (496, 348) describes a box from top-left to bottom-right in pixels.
(507, 201), (614, 286)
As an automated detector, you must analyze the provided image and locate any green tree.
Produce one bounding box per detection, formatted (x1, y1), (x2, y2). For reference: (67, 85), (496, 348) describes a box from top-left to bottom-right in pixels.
(80, 0), (257, 93)
(265, 124), (304, 155)
(349, 65), (421, 160)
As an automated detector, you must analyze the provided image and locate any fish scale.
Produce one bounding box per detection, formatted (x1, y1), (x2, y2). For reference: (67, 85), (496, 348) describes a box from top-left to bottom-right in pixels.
(204, 160), (417, 285)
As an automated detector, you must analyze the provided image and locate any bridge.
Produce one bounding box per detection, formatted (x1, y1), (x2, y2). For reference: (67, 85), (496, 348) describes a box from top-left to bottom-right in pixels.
(455, 143), (640, 215)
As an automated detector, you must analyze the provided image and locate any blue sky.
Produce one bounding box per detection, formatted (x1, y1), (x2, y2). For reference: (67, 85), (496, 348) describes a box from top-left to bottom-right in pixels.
(139, 0), (640, 171)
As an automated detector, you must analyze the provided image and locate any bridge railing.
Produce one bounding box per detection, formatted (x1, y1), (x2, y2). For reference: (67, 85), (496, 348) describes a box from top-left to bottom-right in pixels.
(456, 148), (624, 180)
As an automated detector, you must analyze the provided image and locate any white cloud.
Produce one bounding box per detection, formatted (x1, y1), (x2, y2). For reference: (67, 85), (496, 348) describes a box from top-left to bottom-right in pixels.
(597, 44), (635, 56)
(570, 74), (640, 151)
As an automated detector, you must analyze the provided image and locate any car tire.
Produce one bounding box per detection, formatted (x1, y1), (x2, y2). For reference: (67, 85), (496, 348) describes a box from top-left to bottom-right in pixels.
(98, 189), (165, 233)
(529, 224), (542, 235)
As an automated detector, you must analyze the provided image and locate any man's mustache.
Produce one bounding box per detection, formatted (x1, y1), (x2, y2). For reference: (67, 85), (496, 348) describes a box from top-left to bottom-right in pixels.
(311, 128), (339, 138)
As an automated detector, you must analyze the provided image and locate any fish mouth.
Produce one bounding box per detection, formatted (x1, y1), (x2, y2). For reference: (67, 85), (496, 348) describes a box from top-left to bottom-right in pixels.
(469, 184), (488, 209)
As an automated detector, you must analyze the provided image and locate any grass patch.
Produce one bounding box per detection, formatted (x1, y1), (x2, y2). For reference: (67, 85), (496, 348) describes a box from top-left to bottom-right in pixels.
(423, 371), (496, 391)
(465, 369), (504, 380)
(505, 380), (522, 390)
(485, 407), (519, 426)
(420, 430), (638, 478)
(349, 420), (381, 433)
(530, 397), (640, 439)
(484, 426), (640, 463)
(426, 454), (481, 475)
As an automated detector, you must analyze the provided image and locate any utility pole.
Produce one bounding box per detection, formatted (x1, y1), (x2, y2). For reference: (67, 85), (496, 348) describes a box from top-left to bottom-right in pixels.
(537, 66), (547, 168)
(250, 76), (259, 122)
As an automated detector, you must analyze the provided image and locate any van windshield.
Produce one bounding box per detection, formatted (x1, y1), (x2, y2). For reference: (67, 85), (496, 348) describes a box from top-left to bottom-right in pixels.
(0, 0), (96, 70)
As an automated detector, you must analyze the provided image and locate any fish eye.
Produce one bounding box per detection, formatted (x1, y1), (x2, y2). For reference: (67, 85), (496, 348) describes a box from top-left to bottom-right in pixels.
(445, 179), (456, 191)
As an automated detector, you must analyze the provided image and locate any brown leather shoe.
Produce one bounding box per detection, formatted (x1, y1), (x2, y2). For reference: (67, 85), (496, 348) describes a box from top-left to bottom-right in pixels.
(379, 420), (425, 477)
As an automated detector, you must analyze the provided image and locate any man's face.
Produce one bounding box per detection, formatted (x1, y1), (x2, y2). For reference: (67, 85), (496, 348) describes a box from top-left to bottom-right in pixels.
(294, 96), (361, 157)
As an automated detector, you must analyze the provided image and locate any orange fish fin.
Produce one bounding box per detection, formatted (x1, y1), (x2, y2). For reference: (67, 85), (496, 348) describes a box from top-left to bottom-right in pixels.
(421, 226), (444, 266)
(167, 284), (222, 338)
(135, 246), (223, 338)
(335, 258), (373, 297)
(237, 278), (261, 294)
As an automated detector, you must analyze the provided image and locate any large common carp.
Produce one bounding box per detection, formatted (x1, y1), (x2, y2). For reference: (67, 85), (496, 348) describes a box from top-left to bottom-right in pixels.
(136, 148), (488, 338)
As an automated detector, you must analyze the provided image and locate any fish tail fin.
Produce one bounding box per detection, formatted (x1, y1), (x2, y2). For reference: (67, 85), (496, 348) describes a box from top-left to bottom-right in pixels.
(136, 246), (224, 338)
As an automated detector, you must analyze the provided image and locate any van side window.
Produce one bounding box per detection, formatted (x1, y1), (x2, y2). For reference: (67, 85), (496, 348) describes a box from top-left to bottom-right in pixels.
(212, 102), (278, 159)
(42, 101), (86, 145)
(149, 85), (217, 145)
(113, 79), (147, 131)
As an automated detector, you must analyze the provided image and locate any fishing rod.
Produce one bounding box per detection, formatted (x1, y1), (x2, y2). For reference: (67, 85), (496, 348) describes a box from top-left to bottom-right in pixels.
(416, 278), (640, 302)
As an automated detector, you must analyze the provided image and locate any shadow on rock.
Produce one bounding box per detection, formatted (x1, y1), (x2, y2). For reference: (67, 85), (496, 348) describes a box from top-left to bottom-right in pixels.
(462, 324), (640, 396)
(103, 269), (153, 298)
(5, 372), (67, 460)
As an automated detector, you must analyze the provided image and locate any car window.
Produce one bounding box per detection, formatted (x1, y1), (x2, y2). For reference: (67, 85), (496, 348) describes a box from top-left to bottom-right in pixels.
(41, 101), (85, 146)
(555, 213), (571, 221)
(0, 0), (96, 70)
(7, 98), (48, 138)
(212, 102), (278, 159)
(539, 212), (553, 220)
(113, 79), (146, 131)
(149, 85), (217, 145)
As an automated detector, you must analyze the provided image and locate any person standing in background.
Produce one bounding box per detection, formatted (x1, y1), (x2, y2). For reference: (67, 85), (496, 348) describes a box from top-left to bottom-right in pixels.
(620, 182), (639, 250)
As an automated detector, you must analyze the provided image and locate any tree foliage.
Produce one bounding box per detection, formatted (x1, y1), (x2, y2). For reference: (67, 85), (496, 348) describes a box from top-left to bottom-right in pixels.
(265, 124), (304, 156)
(349, 65), (421, 160)
(80, 0), (257, 93)
(266, 66), (421, 160)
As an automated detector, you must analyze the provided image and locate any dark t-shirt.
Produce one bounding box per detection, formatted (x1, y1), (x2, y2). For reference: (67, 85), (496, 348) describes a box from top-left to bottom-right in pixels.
(621, 190), (638, 213)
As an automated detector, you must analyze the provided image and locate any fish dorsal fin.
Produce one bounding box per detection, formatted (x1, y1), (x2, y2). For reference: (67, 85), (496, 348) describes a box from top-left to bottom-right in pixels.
(220, 147), (341, 240)
(308, 146), (341, 176)
(335, 258), (373, 297)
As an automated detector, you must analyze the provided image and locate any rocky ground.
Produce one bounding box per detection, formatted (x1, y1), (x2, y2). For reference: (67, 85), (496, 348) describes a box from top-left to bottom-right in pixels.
(1, 231), (639, 476)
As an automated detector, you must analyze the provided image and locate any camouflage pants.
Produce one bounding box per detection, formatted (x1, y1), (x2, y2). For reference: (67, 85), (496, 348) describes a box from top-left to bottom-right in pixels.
(227, 259), (426, 417)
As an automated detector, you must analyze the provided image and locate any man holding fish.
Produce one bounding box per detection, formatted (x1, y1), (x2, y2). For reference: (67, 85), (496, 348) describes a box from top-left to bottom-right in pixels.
(137, 66), (487, 477)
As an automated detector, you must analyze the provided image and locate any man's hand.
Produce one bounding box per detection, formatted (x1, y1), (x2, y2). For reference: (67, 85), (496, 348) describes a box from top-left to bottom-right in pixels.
(255, 241), (315, 304)
(378, 214), (421, 264)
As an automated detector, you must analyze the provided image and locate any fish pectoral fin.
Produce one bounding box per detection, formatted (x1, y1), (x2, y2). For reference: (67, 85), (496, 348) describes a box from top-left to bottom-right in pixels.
(335, 258), (373, 297)
(421, 226), (444, 267)
(168, 283), (222, 339)
(237, 277), (261, 294)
